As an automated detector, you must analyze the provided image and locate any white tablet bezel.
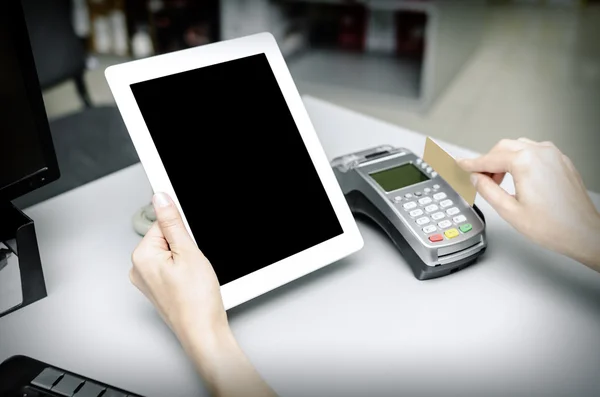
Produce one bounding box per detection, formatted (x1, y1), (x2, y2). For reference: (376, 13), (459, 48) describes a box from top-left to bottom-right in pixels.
(105, 32), (363, 310)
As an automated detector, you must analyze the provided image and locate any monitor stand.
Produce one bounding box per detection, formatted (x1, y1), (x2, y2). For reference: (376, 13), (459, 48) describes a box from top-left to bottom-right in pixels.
(0, 201), (47, 318)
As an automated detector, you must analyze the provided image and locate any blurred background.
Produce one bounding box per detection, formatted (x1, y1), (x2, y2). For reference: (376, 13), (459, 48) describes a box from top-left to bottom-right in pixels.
(19, 0), (600, 206)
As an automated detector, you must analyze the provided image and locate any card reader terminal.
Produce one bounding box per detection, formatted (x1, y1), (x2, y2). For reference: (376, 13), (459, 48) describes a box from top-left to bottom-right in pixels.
(331, 145), (487, 280)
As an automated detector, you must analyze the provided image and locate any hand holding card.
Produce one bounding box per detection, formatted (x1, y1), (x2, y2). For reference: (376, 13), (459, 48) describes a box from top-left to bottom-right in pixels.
(456, 138), (600, 271)
(423, 137), (477, 206)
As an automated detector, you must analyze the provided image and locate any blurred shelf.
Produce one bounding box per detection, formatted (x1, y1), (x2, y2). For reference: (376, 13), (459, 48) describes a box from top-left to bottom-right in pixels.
(86, 53), (132, 66)
(280, 0), (435, 12)
(226, 0), (486, 111)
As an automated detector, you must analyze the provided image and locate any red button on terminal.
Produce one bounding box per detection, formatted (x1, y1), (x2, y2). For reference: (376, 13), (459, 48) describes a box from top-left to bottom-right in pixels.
(429, 234), (443, 243)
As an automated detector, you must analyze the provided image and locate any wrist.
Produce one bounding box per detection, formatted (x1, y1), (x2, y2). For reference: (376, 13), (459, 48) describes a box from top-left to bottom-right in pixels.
(174, 313), (236, 364)
(177, 321), (273, 397)
(568, 212), (600, 270)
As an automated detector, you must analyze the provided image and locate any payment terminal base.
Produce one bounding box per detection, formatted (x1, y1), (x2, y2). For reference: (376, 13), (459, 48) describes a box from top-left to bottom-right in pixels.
(345, 191), (487, 280)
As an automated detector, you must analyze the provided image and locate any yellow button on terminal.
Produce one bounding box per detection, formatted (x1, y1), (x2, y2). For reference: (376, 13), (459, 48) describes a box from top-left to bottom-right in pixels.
(444, 228), (460, 239)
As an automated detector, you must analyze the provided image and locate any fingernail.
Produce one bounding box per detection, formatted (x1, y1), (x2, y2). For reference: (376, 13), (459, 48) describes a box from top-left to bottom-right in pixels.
(153, 192), (171, 208)
(470, 174), (478, 187)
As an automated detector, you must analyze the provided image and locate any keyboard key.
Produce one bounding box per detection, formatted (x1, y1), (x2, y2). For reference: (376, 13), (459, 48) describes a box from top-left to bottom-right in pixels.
(425, 204), (438, 213)
(446, 207), (460, 216)
(416, 217), (430, 225)
(404, 193), (413, 199)
(392, 196), (402, 203)
(438, 220), (452, 229)
(424, 188), (431, 193)
(31, 368), (64, 390)
(444, 228), (460, 239)
(101, 390), (128, 397)
(440, 199), (453, 208)
(414, 191), (422, 197)
(433, 184), (440, 189)
(429, 234), (443, 242)
(433, 192), (447, 200)
(409, 209), (424, 217)
(426, 166), (433, 173)
(415, 158), (422, 164)
(421, 162), (428, 169)
(74, 382), (105, 397)
(432, 172), (438, 177)
(422, 225), (437, 234)
(20, 386), (47, 397)
(403, 201), (417, 210)
(459, 223), (473, 233)
(431, 212), (445, 221)
(52, 374), (84, 396)
(453, 215), (467, 224)
(418, 197), (432, 205)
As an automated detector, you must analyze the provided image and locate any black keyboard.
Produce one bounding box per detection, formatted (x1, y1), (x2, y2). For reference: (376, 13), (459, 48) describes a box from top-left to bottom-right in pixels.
(0, 356), (142, 397)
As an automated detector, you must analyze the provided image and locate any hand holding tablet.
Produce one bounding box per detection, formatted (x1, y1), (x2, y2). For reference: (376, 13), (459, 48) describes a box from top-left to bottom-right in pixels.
(106, 33), (363, 310)
(130, 192), (226, 336)
(130, 191), (277, 397)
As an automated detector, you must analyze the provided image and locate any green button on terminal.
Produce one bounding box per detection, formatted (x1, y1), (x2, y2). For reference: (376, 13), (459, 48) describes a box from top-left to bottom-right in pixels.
(459, 223), (472, 233)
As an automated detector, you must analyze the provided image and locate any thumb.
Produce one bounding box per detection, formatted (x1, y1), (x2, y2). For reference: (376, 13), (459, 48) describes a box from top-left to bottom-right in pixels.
(471, 173), (521, 223)
(152, 192), (193, 250)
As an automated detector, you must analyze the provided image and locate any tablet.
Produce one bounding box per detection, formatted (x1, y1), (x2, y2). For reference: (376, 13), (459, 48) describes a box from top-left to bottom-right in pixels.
(105, 33), (363, 310)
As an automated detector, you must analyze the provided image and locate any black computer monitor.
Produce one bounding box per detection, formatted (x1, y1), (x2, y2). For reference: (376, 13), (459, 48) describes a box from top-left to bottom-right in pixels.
(0, 0), (60, 202)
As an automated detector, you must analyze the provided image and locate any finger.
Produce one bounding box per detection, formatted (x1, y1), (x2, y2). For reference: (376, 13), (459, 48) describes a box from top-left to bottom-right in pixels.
(517, 137), (538, 145)
(491, 172), (506, 185)
(562, 154), (585, 186)
(518, 138), (558, 149)
(144, 220), (162, 239)
(471, 173), (521, 221)
(562, 154), (575, 172)
(539, 141), (557, 148)
(457, 151), (518, 174)
(456, 139), (525, 173)
(152, 192), (193, 251)
(134, 222), (168, 254)
(490, 139), (528, 153)
(482, 172), (505, 185)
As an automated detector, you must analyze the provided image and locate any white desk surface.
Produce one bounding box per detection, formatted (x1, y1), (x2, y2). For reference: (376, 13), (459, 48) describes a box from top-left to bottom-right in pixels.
(1, 96), (600, 397)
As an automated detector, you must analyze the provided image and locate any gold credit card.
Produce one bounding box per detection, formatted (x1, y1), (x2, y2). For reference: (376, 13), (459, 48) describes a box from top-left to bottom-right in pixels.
(423, 137), (476, 206)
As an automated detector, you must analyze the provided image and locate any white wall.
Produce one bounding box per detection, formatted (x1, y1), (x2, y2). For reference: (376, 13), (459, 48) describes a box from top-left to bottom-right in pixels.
(424, 1), (486, 109)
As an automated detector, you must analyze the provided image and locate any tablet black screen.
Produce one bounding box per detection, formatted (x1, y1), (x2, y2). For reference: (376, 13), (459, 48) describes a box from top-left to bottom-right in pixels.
(130, 53), (343, 286)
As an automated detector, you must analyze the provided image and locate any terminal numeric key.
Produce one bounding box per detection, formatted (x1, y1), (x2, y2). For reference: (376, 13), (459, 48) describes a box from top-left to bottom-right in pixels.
(440, 199), (453, 208)
(409, 209), (424, 217)
(446, 207), (460, 216)
(453, 215), (467, 224)
(403, 201), (417, 210)
(425, 204), (438, 213)
(433, 192), (447, 200)
(431, 212), (445, 221)
(416, 217), (430, 225)
(438, 220), (452, 229)
(422, 225), (437, 234)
